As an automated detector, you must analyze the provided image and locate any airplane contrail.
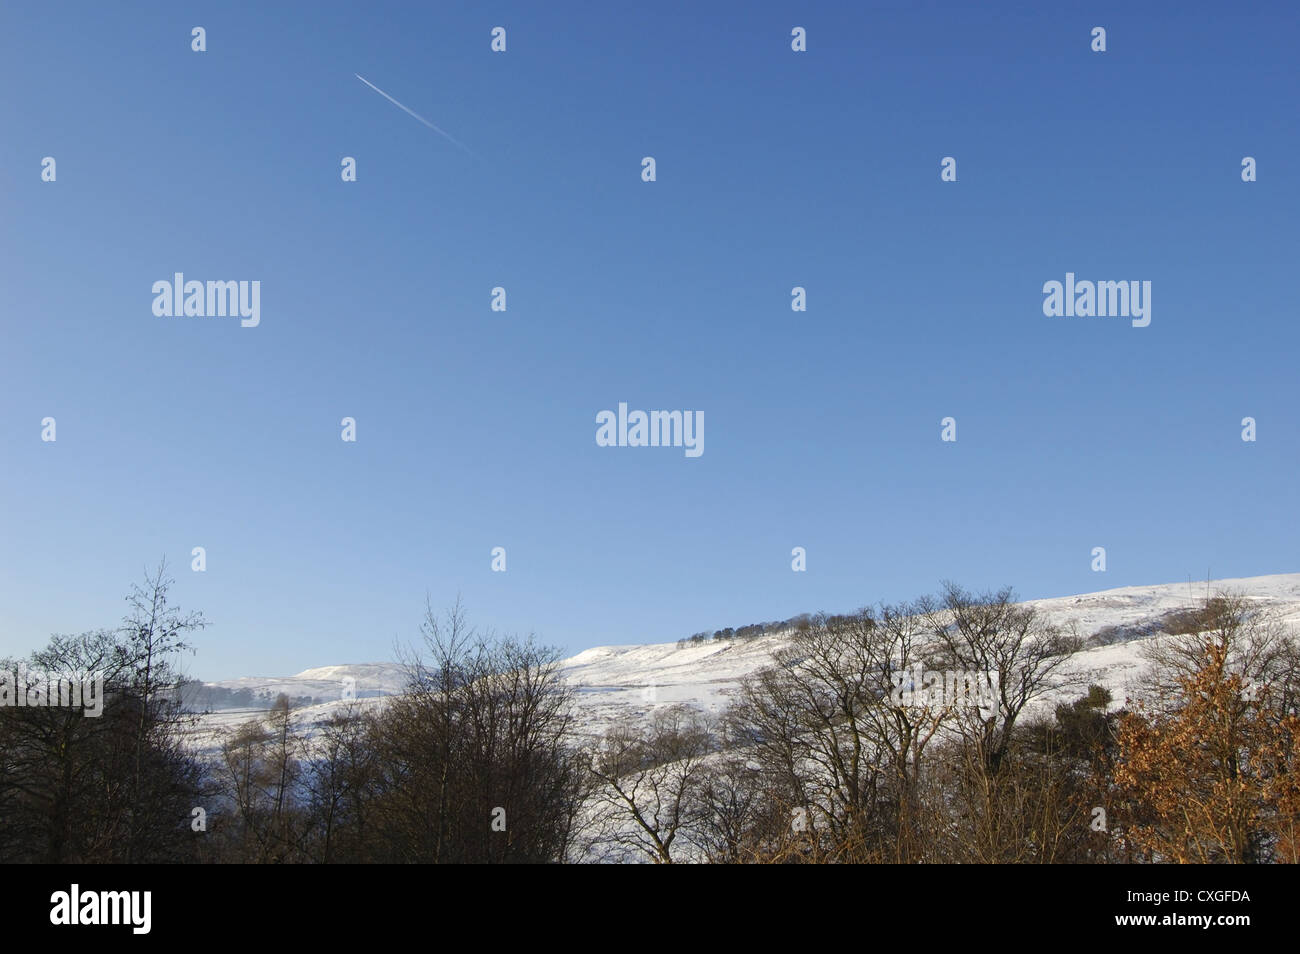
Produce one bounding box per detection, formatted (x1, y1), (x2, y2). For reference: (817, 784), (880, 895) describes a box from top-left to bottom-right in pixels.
(354, 73), (476, 158)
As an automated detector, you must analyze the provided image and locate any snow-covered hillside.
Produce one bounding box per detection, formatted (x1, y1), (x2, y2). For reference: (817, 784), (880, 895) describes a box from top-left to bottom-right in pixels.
(184, 572), (1300, 753)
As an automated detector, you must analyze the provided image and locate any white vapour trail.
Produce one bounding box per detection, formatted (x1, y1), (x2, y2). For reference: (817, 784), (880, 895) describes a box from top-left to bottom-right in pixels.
(354, 73), (476, 157)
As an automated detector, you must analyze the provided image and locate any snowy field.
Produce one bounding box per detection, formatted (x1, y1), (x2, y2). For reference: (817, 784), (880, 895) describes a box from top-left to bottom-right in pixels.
(183, 572), (1300, 754)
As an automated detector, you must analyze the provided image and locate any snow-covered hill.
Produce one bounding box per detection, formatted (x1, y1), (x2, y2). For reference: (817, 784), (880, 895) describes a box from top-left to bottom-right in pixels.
(184, 572), (1300, 753)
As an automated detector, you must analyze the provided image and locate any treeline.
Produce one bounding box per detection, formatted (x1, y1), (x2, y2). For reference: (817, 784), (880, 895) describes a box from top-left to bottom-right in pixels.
(4, 568), (1298, 863)
(200, 601), (584, 863)
(679, 614), (813, 647)
(175, 681), (316, 712)
(592, 584), (1300, 863)
(0, 574), (586, 864)
(0, 565), (206, 863)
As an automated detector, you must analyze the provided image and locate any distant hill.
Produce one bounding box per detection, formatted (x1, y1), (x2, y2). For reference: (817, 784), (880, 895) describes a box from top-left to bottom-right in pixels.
(182, 572), (1300, 753)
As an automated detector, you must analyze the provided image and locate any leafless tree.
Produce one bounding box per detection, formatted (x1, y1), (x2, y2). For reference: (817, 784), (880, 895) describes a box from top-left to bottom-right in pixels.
(920, 582), (1081, 776)
(587, 705), (716, 863)
(364, 598), (584, 862)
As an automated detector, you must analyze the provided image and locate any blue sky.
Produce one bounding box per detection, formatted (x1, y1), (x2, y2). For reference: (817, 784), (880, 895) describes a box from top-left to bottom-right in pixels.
(2, 1), (1296, 679)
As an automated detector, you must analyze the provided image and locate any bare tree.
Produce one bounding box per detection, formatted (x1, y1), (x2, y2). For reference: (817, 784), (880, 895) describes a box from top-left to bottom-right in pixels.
(0, 565), (207, 863)
(920, 582), (1081, 776)
(724, 605), (955, 862)
(305, 704), (378, 863)
(365, 598), (584, 863)
(214, 695), (307, 863)
(118, 560), (207, 861)
(587, 705), (715, 863)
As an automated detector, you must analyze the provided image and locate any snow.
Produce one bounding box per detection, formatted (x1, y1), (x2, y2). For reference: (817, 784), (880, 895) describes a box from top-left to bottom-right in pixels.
(183, 572), (1300, 753)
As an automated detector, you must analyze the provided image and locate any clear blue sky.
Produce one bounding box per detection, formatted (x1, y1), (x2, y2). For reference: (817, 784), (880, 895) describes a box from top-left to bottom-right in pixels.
(2, 1), (1296, 679)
